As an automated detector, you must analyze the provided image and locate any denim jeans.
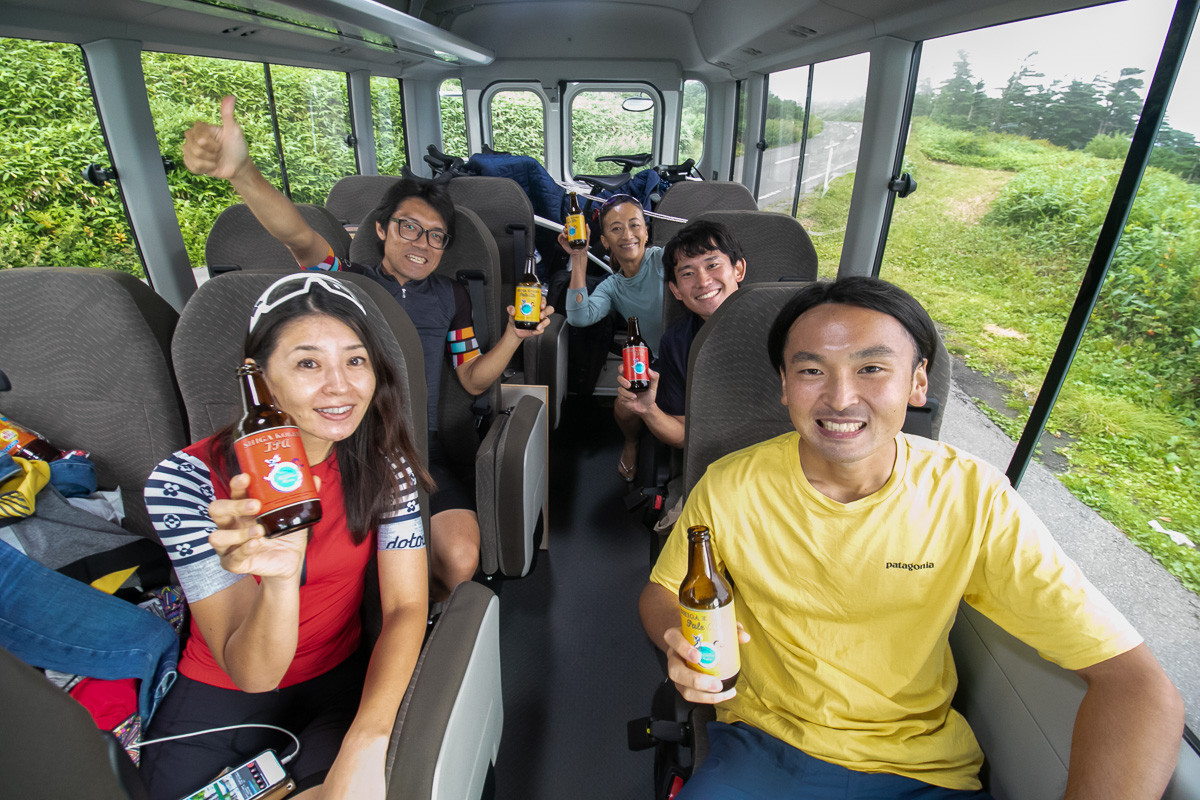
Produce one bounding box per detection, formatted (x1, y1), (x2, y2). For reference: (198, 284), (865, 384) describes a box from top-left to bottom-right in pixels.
(0, 539), (178, 723)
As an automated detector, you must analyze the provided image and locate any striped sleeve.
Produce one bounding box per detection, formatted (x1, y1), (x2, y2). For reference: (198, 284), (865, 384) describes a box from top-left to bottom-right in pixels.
(447, 326), (481, 368)
(143, 451), (244, 602)
(377, 457), (425, 551)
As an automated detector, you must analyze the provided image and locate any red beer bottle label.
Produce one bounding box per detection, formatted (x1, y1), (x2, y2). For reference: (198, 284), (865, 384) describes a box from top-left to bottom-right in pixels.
(622, 345), (650, 382)
(234, 425), (319, 515)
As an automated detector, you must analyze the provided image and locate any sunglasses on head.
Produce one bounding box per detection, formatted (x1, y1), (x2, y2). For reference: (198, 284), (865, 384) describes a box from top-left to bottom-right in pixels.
(249, 273), (367, 333)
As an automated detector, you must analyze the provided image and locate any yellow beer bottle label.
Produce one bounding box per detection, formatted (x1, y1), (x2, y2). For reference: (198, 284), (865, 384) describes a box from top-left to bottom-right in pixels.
(566, 213), (586, 246)
(679, 602), (740, 680)
(514, 285), (541, 324)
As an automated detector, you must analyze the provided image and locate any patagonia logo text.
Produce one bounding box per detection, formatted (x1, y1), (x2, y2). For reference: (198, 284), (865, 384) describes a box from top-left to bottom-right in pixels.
(886, 561), (935, 572)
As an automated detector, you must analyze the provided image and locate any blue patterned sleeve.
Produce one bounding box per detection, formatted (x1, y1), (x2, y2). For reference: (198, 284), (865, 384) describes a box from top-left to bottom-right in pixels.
(143, 451), (245, 602)
(377, 457), (426, 551)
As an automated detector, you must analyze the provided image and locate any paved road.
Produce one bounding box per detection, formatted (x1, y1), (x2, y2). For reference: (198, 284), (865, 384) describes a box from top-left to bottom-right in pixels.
(754, 121), (862, 210)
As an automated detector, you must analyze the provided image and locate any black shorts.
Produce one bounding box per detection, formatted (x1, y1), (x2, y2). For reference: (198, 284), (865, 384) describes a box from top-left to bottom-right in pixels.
(428, 435), (475, 516)
(140, 651), (366, 799)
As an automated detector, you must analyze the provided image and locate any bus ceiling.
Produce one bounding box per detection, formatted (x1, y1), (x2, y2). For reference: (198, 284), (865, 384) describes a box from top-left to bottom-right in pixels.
(1, 0), (1129, 79)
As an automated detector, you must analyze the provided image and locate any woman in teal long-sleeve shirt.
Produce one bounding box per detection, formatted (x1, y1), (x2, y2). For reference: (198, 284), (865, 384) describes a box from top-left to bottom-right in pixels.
(560, 194), (663, 482)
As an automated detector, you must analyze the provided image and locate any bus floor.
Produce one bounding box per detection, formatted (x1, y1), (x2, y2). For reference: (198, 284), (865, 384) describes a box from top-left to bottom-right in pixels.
(488, 394), (664, 800)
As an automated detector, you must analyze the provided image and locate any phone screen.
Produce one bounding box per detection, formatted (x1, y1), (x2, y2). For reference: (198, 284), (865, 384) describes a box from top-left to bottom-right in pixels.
(179, 751), (287, 800)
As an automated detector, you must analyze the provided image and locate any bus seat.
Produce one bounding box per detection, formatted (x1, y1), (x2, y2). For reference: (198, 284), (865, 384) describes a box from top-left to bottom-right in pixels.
(0, 267), (187, 539)
(324, 174), (402, 231)
(168, 272), (502, 798)
(204, 203), (351, 276)
(0, 644), (150, 800)
(447, 176), (568, 430)
(650, 181), (757, 247)
(350, 207), (550, 578)
(384, 580), (503, 800)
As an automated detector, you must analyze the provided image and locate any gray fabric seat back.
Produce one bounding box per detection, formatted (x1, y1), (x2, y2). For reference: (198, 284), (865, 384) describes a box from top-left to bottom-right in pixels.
(0, 645), (148, 800)
(205, 203), (352, 273)
(171, 271), (426, 464)
(652, 180), (757, 246)
(0, 267), (187, 538)
(683, 283), (949, 496)
(324, 174), (401, 229)
(446, 176), (535, 295)
(663, 209), (820, 329)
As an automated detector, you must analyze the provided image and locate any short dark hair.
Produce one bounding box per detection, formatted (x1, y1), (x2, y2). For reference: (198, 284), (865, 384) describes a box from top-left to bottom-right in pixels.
(663, 220), (746, 284)
(371, 177), (457, 247)
(766, 277), (937, 374)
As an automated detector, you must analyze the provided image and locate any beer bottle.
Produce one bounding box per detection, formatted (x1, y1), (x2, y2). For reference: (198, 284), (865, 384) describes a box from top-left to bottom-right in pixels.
(233, 362), (322, 538)
(679, 525), (740, 691)
(622, 316), (651, 393)
(0, 413), (64, 462)
(514, 254), (542, 330)
(566, 191), (588, 251)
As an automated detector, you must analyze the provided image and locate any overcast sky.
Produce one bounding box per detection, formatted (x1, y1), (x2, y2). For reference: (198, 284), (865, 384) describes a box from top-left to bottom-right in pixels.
(773, 0), (1200, 136)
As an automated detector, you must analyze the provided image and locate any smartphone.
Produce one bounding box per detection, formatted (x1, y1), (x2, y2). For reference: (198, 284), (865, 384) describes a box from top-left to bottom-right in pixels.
(177, 749), (295, 800)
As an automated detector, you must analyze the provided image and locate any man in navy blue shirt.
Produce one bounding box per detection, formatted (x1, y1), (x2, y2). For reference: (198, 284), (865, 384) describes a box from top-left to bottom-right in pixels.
(616, 220), (746, 447)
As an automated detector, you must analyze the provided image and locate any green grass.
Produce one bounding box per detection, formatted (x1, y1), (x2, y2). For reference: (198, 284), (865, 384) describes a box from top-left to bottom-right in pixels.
(796, 126), (1200, 595)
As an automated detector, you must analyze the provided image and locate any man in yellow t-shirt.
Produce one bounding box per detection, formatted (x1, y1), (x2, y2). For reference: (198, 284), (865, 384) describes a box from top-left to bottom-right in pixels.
(640, 277), (1183, 799)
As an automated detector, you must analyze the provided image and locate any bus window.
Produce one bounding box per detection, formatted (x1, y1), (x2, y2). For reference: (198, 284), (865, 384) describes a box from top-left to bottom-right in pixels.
(371, 76), (408, 175)
(268, 65), (355, 204)
(758, 65), (812, 216)
(679, 79), (707, 166)
(878, 0), (1198, 596)
(142, 52), (275, 270)
(439, 78), (468, 157)
(568, 87), (657, 177)
(486, 88), (546, 166)
(1, 38), (139, 275)
(792, 52), (868, 275)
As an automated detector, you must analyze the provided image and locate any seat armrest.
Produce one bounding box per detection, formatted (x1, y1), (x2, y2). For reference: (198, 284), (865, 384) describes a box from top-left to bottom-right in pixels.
(386, 582), (502, 800)
(520, 313), (567, 430)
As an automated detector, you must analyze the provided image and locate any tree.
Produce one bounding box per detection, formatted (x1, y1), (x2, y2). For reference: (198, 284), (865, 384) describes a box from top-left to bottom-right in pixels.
(1098, 67), (1145, 137)
(932, 51), (989, 130)
(992, 53), (1044, 137)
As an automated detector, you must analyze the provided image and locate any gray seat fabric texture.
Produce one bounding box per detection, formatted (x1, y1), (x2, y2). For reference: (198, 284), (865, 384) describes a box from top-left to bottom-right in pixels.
(661, 208), (820, 330)
(682, 283), (950, 496)
(205, 203), (351, 274)
(446, 176), (535, 295)
(324, 174), (401, 229)
(0, 267), (188, 538)
(0, 644), (150, 800)
(651, 180), (758, 246)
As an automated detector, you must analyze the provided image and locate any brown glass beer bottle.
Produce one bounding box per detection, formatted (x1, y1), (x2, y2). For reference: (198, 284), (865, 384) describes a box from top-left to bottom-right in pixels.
(679, 525), (740, 691)
(0, 413), (65, 462)
(623, 316), (651, 392)
(566, 191), (588, 250)
(233, 362), (322, 537)
(514, 254), (542, 330)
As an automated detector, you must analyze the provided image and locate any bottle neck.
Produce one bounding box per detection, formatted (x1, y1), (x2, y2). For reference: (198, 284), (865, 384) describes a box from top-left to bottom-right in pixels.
(239, 366), (273, 413)
(687, 534), (717, 580)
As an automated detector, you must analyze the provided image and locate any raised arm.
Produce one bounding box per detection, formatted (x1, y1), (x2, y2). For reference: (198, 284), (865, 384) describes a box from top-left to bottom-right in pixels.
(183, 95), (331, 268)
(456, 293), (555, 396)
(1063, 643), (1183, 799)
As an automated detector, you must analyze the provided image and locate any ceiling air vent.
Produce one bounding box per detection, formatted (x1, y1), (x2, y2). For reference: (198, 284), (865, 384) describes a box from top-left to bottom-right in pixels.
(712, 60), (733, 68)
(330, 45), (352, 55)
(221, 26), (259, 37)
(787, 25), (817, 38)
(741, 47), (763, 57)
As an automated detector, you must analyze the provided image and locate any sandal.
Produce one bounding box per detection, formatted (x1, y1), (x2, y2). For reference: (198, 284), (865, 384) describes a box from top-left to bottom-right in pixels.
(617, 459), (636, 483)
